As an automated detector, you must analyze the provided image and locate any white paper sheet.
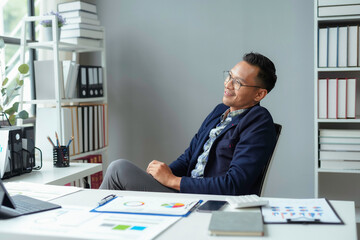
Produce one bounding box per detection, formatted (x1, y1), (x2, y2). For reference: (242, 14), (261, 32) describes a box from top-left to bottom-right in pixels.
(4, 181), (82, 201)
(261, 198), (342, 224)
(6, 206), (180, 240)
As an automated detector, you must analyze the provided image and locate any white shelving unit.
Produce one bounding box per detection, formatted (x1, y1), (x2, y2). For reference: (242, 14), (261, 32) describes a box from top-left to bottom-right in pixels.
(314, 1), (360, 225)
(19, 15), (108, 169)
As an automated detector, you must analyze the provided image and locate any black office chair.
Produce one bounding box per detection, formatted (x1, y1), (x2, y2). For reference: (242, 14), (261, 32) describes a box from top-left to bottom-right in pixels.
(255, 123), (282, 196)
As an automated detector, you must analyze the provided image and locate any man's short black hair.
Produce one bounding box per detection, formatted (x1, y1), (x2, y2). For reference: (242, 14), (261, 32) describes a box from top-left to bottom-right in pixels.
(243, 52), (277, 93)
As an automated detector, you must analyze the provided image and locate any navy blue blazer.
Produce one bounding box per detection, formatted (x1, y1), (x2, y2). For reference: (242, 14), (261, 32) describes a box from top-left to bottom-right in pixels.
(169, 103), (276, 195)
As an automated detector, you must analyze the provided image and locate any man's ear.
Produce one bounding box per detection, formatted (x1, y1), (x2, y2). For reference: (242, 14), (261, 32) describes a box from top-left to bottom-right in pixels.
(254, 88), (268, 102)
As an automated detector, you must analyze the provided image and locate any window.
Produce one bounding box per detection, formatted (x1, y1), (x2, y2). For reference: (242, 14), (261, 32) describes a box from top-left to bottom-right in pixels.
(0, 0), (38, 118)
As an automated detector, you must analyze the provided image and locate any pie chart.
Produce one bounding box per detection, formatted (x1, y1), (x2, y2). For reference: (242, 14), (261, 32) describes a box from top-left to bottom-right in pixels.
(161, 203), (185, 208)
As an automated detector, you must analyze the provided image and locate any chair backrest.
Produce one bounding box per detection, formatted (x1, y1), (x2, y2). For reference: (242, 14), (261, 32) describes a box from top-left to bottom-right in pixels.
(256, 123), (282, 196)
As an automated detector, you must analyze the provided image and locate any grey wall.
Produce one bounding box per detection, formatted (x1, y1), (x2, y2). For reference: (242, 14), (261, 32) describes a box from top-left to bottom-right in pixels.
(96, 0), (314, 198)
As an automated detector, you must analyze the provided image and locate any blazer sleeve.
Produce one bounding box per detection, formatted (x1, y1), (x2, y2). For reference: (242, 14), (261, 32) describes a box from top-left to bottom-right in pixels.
(179, 106), (277, 195)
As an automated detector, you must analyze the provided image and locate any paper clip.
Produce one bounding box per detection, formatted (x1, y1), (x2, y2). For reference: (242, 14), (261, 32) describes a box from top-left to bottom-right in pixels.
(98, 194), (116, 206)
(286, 217), (321, 223)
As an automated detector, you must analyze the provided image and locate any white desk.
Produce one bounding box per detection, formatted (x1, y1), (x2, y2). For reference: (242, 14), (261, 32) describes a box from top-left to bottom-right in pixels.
(0, 189), (357, 240)
(3, 161), (102, 185)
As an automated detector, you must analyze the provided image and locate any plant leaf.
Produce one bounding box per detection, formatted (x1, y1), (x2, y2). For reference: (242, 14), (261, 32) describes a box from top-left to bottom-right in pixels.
(12, 102), (19, 112)
(18, 110), (29, 119)
(18, 64), (29, 74)
(4, 106), (15, 115)
(8, 114), (16, 125)
(18, 80), (24, 86)
(0, 106), (3, 112)
(2, 77), (8, 86)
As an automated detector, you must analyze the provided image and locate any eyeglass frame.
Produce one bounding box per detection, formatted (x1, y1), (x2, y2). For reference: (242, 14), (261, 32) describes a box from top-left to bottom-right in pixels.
(223, 71), (263, 90)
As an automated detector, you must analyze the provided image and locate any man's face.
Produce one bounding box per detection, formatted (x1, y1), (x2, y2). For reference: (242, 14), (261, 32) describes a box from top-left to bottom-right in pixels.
(222, 61), (267, 111)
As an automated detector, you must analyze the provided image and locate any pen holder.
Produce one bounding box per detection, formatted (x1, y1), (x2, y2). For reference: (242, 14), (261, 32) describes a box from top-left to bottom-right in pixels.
(53, 146), (70, 167)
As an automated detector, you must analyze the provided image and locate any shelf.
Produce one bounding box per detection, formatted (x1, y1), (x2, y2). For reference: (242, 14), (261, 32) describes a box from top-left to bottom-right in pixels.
(25, 41), (103, 53)
(70, 146), (108, 160)
(22, 97), (107, 105)
(317, 67), (360, 72)
(318, 15), (360, 23)
(317, 168), (360, 174)
(317, 119), (360, 123)
(2, 161), (102, 186)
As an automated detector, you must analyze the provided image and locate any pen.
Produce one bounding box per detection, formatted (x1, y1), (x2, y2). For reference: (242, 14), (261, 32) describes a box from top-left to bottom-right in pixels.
(98, 194), (116, 206)
(66, 136), (74, 148)
(47, 136), (55, 147)
(55, 131), (60, 147)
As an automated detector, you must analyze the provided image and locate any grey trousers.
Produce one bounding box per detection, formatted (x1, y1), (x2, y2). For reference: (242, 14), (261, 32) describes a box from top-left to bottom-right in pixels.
(99, 159), (178, 193)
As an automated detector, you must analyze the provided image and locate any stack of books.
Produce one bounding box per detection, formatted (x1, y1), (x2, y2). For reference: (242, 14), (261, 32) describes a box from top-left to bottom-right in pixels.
(319, 129), (360, 170)
(58, 1), (103, 48)
(318, 0), (360, 17)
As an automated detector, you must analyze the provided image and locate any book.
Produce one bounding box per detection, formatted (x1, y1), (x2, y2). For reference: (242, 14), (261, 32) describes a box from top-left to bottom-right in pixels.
(208, 211), (264, 236)
(319, 150), (360, 160)
(61, 28), (103, 39)
(318, 28), (328, 67)
(318, 5), (360, 17)
(63, 61), (76, 99)
(338, 26), (347, 67)
(79, 66), (88, 98)
(347, 78), (356, 118)
(320, 129), (360, 137)
(88, 105), (94, 151)
(70, 106), (78, 155)
(98, 67), (104, 96)
(83, 106), (89, 152)
(34, 60), (65, 100)
(66, 63), (79, 99)
(337, 78), (346, 118)
(318, 79), (328, 118)
(58, 1), (97, 13)
(318, 0), (360, 6)
(348, 26), (358, 67)
(328, 79), (337, 119)
(320, 143), (360, 151)
(94, 105), (98, 150)
(60, 10), (98, 20)
(319, 136), (360, 144)
(62, 23), (103, 31)
(65, 16), (100, 26)
(77, 106), (83, 153)
(98, 105), (104, 148)
(320, 159), (360, 169)
(328, 27), (338, 67)
(61, 37), (101, 48)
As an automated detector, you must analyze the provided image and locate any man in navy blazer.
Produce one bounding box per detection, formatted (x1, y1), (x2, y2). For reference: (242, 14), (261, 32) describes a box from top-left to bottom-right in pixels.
(100, 52), (277, 195)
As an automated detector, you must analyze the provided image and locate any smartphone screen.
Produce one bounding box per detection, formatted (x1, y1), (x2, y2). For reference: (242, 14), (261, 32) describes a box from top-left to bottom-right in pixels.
(197, 200), (227, 212)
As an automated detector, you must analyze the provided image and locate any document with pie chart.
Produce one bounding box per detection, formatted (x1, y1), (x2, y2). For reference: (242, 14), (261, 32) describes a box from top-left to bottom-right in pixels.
(91, 196), (202, 217)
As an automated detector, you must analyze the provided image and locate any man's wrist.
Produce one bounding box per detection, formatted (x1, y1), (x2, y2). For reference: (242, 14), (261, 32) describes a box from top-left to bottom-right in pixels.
(169, 176), (181, 191)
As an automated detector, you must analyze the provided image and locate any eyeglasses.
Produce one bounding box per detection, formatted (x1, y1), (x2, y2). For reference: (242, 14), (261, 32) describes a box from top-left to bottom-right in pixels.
(223, 71), (262, 90)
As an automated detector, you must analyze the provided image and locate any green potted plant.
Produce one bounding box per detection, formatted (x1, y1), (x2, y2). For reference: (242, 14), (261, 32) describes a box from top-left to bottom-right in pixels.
(0, 38), (29, 126)
(40, 11), (66, 41)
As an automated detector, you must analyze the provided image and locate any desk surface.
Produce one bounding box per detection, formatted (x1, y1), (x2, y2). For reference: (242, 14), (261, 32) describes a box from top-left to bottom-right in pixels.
(3, 161), (102, 185)
(0, 189), (357, 240)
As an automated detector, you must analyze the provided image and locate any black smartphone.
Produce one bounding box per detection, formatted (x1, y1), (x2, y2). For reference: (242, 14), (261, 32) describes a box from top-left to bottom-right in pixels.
(196, 200), (227, 212)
